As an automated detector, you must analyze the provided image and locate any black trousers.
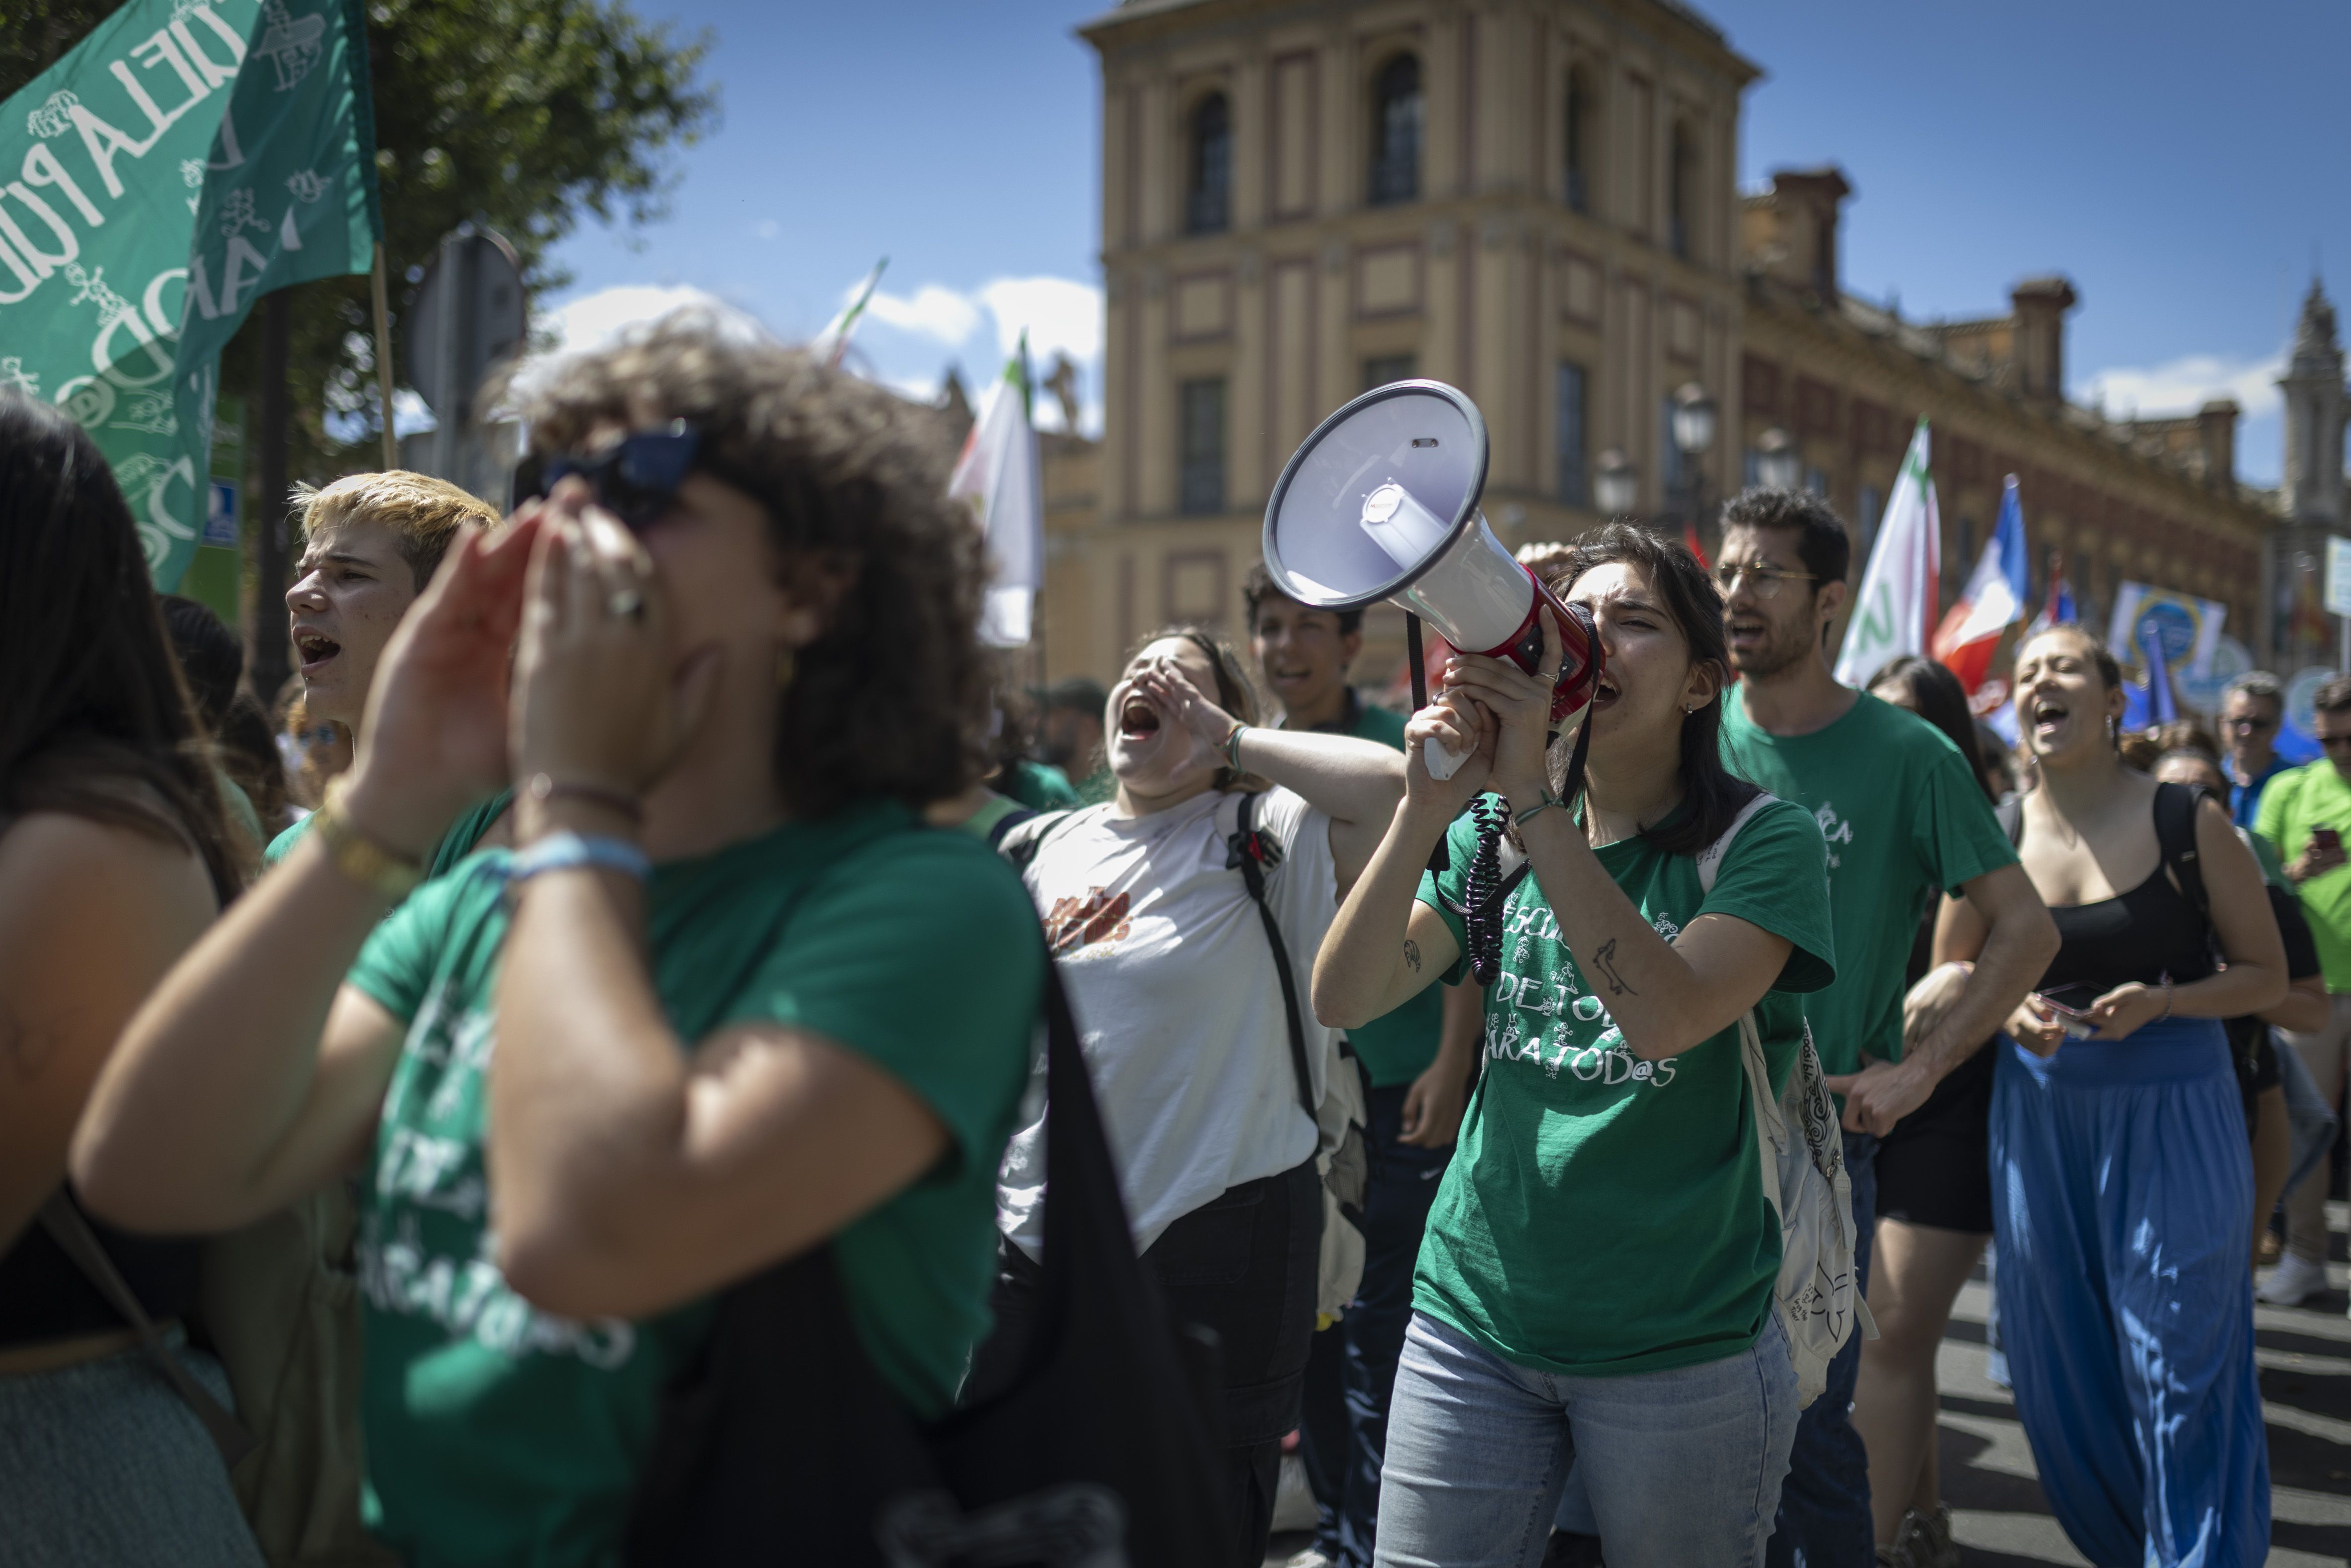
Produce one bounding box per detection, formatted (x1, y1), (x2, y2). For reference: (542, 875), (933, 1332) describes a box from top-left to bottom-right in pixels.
(971, 1155), (1322, 1567)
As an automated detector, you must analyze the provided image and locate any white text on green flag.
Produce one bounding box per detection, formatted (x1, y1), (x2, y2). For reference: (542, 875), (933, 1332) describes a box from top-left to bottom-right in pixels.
(1834, 418), (1941, 686)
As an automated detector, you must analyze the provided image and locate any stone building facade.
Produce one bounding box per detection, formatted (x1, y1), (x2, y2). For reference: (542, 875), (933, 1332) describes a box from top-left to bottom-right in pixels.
(1038, 0), (2292, 689)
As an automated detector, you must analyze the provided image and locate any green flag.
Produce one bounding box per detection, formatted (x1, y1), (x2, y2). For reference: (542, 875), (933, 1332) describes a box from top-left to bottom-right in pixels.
(0, 0), (379, 588)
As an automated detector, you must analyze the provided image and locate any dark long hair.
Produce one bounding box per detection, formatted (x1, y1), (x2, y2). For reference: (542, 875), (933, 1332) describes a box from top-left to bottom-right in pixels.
(1540, 521), (1757, 856)
(0, 393), (239, 899)
(1866, 654), (1998, 802)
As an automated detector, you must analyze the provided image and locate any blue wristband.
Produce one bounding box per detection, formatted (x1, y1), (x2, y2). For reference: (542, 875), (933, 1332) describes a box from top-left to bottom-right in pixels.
(506, 831), (651, 890)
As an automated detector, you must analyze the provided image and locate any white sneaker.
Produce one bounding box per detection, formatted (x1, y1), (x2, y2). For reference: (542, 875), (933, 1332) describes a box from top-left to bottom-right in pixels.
(2259, 1251), (2329, 1305)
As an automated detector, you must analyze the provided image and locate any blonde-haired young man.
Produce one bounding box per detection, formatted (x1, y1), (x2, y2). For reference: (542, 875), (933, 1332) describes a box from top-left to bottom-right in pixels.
(266, 471), (500, 866)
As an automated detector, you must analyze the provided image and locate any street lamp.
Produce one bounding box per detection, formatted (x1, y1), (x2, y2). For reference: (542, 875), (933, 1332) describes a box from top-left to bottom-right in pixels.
(1756, 426), (1801, 493)
(1671, 382), (1718, 464)
(1668, 382), (1719, 547)
(1594, 448), (1639, 516)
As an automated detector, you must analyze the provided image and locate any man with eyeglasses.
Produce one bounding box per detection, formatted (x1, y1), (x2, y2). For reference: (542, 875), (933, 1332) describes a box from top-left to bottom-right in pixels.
(2222, 671), (2292, 829)
(1707, 488), (2056, 1567)
(2254, 675), (2351, 1306)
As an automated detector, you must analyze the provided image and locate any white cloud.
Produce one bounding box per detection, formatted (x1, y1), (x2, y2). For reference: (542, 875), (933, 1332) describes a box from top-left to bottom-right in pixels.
(501, 284), (772, 407)
(538, 283), (770, 358)
(2075, 350), (2284, 420)
(864, 283), (983, 347)
(976, 276), (1103, 364)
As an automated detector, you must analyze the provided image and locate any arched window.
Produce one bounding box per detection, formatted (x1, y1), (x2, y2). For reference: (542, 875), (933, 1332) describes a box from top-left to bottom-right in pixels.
(1564, 68), (1593, 213)
(1185, 93), (1231, 235)
(1668, 119), (1697, 259)
(1367, 54), (1421, 207)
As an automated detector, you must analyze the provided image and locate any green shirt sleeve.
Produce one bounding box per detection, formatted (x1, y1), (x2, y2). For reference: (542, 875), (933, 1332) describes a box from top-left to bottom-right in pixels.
(1701, 798), (1837, 994)
(1414, 802), (1489, 986)
(725, 832), (1043, 1178)
(263, 812), (312, 867)
(2254, 765), (2297, 858)
(344, 864), (484, 1023)
(1911, 739), (2020, 894)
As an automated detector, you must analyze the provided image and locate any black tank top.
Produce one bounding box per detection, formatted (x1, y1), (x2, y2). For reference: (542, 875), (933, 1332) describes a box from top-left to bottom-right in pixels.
(0, 1193), (201, 1347)
(2035, 783), (2217, 995)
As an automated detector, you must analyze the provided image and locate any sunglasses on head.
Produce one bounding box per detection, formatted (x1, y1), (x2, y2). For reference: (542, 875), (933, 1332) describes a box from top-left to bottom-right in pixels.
(519, 419), (702, 532)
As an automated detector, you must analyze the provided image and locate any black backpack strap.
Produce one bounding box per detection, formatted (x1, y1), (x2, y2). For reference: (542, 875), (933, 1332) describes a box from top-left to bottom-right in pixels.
(983, 805), (1039, 851)
(2153, 780), (2209, 920)
(1227, 791), (1316, 1120)
(996, 807), (1089, 876)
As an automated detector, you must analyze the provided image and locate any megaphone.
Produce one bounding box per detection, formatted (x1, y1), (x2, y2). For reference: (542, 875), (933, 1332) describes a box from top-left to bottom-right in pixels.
(1261, 380), (1600, 779)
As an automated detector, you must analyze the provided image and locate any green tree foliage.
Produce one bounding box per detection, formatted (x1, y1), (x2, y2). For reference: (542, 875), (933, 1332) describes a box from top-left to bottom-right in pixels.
(1, 0), (716, 480)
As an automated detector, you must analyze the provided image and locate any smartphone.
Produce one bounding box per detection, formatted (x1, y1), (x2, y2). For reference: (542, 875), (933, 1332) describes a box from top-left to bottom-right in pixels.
(2036, 983), (2103, 1040)
(2315, 826), (2342, 856)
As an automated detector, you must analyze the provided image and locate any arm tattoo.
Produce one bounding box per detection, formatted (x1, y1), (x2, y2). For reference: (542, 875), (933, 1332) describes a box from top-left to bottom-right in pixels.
(1594, 938), (1637, 997)
(1403, 939), (1422, 973)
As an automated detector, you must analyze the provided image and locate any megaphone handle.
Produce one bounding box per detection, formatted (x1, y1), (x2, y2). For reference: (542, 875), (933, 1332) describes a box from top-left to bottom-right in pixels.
(1424, 735), (1469, 781)
(1406, 613), (1429, 712)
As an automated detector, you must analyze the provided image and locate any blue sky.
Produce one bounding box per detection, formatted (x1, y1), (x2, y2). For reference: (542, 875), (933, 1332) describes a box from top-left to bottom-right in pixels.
(541, 0), (2351, 483)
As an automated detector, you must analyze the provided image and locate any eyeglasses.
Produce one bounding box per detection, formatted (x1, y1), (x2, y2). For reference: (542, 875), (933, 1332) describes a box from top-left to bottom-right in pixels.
(2226, 714), (2279, 732)
(1712, 563), (1818, 601)
(521, 419), (702, 532)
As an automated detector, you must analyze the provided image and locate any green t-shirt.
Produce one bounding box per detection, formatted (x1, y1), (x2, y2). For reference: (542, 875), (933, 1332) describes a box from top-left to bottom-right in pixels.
(265, 789), (513, 882)
(1719, 688), (2016, 1076)
(999, 758), (1079, 813)
(341, 803), (1042, 1567)
(2255, 759), (2351, 991)
(1316, 693), (1445, 1086)
(1411, 794), (1834, 1377)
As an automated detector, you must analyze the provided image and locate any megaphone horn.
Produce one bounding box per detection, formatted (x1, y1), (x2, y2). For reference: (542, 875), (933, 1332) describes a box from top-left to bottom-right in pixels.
(1261, 380), (1601, 779)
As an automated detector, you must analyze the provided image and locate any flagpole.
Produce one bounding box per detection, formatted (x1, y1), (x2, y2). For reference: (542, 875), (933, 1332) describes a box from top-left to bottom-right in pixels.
(370, 242), (398, 469)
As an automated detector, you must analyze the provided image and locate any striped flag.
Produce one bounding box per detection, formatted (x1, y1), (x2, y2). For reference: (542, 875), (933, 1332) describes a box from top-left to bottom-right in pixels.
(1834, 418), (1940, 685)
(1931, 475), (2029, 700)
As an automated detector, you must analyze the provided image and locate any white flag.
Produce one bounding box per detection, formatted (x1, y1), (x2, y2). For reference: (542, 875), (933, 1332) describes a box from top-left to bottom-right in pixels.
(948, 340), (1043, 647)
(1834, 418), (1941, 686)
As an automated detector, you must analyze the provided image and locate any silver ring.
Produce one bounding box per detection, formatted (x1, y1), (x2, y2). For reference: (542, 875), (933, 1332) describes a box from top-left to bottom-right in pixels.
(608, 588), (644, 621)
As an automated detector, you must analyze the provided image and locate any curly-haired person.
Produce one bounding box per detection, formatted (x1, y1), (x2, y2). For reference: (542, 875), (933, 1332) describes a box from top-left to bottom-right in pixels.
(70, 320), (1044, 1566)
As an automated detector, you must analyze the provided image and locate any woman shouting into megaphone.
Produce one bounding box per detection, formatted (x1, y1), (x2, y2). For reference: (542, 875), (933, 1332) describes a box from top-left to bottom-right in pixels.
(1312, 522), (1838, 1568)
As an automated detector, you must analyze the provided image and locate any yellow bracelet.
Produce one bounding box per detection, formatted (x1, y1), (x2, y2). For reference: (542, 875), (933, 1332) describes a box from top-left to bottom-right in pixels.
(311, 781), (425, 900)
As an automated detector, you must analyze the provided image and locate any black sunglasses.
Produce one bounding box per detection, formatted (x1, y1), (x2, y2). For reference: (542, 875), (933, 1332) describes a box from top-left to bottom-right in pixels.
(521, 419), (702, 531)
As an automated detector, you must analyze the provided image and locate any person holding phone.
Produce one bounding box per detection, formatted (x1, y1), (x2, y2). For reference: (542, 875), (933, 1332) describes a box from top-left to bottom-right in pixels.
(2254, 674), (2351, 1307)
(1938, 624), (2284, 1568)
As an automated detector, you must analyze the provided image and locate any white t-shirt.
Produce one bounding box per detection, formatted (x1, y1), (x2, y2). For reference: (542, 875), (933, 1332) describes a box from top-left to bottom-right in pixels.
(999, 786), (1339, 1255)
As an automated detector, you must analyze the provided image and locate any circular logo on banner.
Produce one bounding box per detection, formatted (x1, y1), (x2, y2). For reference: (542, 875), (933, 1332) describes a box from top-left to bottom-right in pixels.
(2134, 601), (2198, 666)
(55, 375), (115, 429)
(2287, 666), (2337, 736)
(2177, 634), (2252, 713)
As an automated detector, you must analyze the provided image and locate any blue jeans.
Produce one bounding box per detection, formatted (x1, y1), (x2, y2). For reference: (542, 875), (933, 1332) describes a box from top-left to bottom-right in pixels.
(1552, 1131), (1877, 1565)
(1375, 1311), (1799, 1568)
(1300, 1082), (1452, 1568)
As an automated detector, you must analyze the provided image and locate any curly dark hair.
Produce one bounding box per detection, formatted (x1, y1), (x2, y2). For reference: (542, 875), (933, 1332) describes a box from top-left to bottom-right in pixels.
(1536, 521), (1757, 857)
(512, 318), (990, 816)
(1718, 487), (1851, 589)
(0, 394), (242, 898)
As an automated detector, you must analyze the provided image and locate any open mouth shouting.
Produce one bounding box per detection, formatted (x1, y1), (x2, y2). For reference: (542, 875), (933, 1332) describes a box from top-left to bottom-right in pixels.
(2029, 692), (2070, 740)
(1117, 694), (1162, 742)
(1589, 674), (1621, 710)
(1724, 614), (1770, 656)
(294, 628), (342, 676)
